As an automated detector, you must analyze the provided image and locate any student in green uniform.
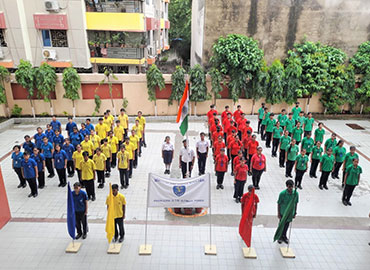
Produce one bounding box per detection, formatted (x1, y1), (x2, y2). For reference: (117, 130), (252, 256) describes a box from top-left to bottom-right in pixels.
(309, 141), (323, 178)
(291, 121), (303, 146)
(294, 149), (308, 189)
(279, 130), (291, 168)
(297, 111), (305, 127)
(265, 113), (276, 148)
(301, 132), (314, 156)
(257, 103), (265, 134)
(285, 113), (295, 136)
(332, 140), (346, 179)
(324, 133), (337, 152)
(303, 112), (314, 137)
(291, 102), (301, 121)
(271, 121), (283, 157)
(314, 122), (325, 143)
(277, 109), (288, 129)
(260, 107), (270, 141)
(319, 148), (335, 190)
(342, 159), (362, 206)
(285, 139), (299, 178)
(342, 146), (359, 187)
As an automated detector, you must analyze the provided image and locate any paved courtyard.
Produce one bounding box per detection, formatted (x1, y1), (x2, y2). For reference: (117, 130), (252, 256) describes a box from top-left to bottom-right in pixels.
(0, 116), (369, 269)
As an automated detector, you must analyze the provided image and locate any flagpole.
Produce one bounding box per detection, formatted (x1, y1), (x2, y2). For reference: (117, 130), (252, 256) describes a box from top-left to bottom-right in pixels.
(286, 219), (294, 252)
(144, 173), (150, 249)
(209, 173), (212, 248)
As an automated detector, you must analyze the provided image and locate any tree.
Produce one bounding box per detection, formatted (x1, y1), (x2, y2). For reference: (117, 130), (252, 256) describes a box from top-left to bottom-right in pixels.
(62, 67), (81, 118)
(35, 63), (57, 115)
(249, 61), (269, 114)
(283, 54), (301, 105)
(146, 64), (165, 116)
(208, 67), (223, 106)
(15, 60), (36, 118)
(189, 64), (209, 115)
(266, 60), (285, 112)
(0, 66), (10, 117)
(98, 67), (118, 116)
(169, 66), (186, 105)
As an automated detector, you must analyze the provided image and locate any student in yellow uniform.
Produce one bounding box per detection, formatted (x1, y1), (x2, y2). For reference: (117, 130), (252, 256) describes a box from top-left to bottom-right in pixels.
(107, 109), (115, 127)
(93, 147), (106, 189)
(114, 120), (125, 149)
(81, 135), (94, 159)
(117, 145), (130, 189)
(118, 108), (129, 136)
(72, 144), (84, 186)
(129, 129), (140, 169)
(106, 184), (126, 243)
(101, 138), (112, 177)
(136, 111), (146, 147)
(123, 137), (135, 178)
(132, 119), (143, 156)
(103, 112), (113, 131)
(96, 118), (110, 139)
(89, 130), (101, 153)
(80, 151), (96, 201)
(108, 131), (119, 168)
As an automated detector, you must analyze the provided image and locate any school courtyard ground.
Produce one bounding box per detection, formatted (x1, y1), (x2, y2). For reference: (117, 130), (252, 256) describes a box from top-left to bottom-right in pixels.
(0, 116), (369, 270)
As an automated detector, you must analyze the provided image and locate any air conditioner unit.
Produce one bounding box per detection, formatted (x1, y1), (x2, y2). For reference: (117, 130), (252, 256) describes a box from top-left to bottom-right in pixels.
(45, 0), (60, 12)
(42, 49), (57, 60)
(0, 48), (4, 59)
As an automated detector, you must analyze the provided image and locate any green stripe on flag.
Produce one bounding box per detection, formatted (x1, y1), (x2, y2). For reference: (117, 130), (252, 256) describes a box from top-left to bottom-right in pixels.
(179, 115), (188, 136)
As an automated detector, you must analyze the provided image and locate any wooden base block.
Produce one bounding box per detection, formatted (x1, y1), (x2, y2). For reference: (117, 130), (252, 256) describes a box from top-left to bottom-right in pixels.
(204, 245), (217, 255)
(107, 243), (122, 254)
(139, 244), (152, 255)
(65, 242), (82, 253)
(280, 247), (295, 258)
(243, 247), (257, 258)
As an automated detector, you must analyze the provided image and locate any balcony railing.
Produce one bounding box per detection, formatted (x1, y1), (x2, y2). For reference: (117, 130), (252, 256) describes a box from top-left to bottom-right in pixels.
(85, 0), (143, 13)
(90, 47), (145, 59)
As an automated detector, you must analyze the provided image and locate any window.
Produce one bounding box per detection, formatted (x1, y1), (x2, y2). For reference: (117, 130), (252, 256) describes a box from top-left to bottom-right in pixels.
(41, 30), (68, 47)
(0, 30), (7, 47)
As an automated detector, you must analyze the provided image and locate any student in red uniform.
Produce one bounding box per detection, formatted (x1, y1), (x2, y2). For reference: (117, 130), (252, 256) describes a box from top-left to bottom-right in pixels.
(242, 130), (252, 158)
(215, 148), (228, 190)
(223, 113), (232, 141)
(226, 129), (236, 160)
(237, 113), (247, 139)
(242, 121), (253, 137)
(234, 157), (248, 203)
(233, 150), (243, 170)
(207, 104), (218, 120)
(230, 136), (242, 175)
(241, 185), (259, 215)
(250, 147), (266, 189)
(233, 105), (243, 123)
(221, 105), (230, 122)
(213, 136), (225, 159)
(246, 135), (259, 175)
(212, 126), (224, 145)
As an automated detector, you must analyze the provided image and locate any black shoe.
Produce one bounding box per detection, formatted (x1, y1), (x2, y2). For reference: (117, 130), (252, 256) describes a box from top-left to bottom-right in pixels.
(28, 193), (33, 198)
(342, 200), (348, 206)
(248, 172), (252, 176)
(22, 184), (27, 188)
(82, 234), (87, 239)
(235, 198), (239, 203)
(331, 175), (336, 179)
(282, 165), (285, 168)
(17, 184), (22, 188)
(129, 175), (132, 178)
(120, 185), (124, 189)
(164, 170), (167, 174)
(113, 237), (118, 243)
(39, 186), (44, 189)
(289, 175), (293, 178)
(58, 183), (62, 187)
(319, 185), (323, 190)
(33, 194), (38, 198)
(76, 233), (82, 240)
(298, 185), (302, 190)
(282, 237), (289, 244)
(309, 175), (313, 178)
(323, 185), (328, 190)
(347, 201), (352, 206)
(119, 237), (124, 243)
(62, 183), (67, 187)
(285, 174), (289, 178)
(220, 185), (224, 189)
(341, 184), (344, 188)
(67, 174), (73, 178)
(216, 185), (220, 190)
(255, 186), (260, 190)
(91, 196), (96, 201)
(277, 239), (283, 244)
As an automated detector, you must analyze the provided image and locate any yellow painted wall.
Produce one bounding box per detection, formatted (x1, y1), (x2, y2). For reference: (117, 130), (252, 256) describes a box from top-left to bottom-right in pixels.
(86, 12), (145, 32)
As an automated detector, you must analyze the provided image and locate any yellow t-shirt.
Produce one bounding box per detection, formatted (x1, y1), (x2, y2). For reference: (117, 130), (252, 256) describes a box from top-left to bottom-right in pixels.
(136, 116), (146, 127)
(103, 117), (112, 129)
(108, 136), (119, 153)
(124, 142), (135, 160)
(81, 140), (94, 156)
(96, 123), (110, 139)
(90, 134), (101, 150)
(106, 193), (126, 219)
(72, 151), (83, 170)
(118, 114), (128, 129)
(114, 126), (124, 141)
(108, 114), (115, 125)
(93, 153), (107, 171)
(129, 135), (139, 150)
(80, 159), (96, 180)
(101, 144), (111, 159)
(132, 124), (143, 138)
(117, 150), (129, 169)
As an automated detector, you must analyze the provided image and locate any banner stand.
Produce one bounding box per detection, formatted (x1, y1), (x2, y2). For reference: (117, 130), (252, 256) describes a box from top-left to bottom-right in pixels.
(65, 240), (81, 253)
(204, 174), (216, 255)
(280, 221), (295, 258)
(139, 174), (152, 255)
(243, 247), (257, 258)
(108, 242), (122, 254)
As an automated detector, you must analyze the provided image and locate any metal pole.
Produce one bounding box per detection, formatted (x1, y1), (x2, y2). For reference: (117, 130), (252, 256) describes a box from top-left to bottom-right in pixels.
(72, 239), (74, 248)
(144, 173), (150, 249)
(286, 220), (294, 252)
(208, 173), (212, 248)
(185, 133), (189, 178)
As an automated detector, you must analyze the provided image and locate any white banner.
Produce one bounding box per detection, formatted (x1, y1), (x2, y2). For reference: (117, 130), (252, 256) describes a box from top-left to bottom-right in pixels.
(147, 173), (210, 208)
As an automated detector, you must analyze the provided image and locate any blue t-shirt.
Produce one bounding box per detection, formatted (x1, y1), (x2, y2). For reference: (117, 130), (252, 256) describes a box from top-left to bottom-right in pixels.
(80, 128), (90, 137)
(31, 153), (45, 172)
(72, 190), (88, 212)
(62, 144), (75, 160)
(23, 141), (35, 155)
(85, 123), (95, 132)
(50, 120), (61, 132)
(21, 158), (37, 179)
(70, 132), (83, 147)
(66, 122), (77, 136)
(41, 142), (53, 158)
(34, 133), (46, 149)
(53, 150), (68, 169)
(12, 152), (23, 168)
(45, 129), (55, 143)
(53, 134), (65, 146)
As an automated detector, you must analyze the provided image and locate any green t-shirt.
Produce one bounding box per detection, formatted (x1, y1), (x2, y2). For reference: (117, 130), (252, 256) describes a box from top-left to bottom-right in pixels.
(292, 107), (301, 120)
(312, 146), (323, 160)
(277, 189), (299, 222)
(321, 154), (335, 172)
(272, 126), (283, 139)
(345, 165), (362, 186)
(325, 138), (337, 151)
(296, 154), (309, 170)
(344, 153), (359, 169)
(285, 118), (295, 133)
(261, 112), (270, 125)
(297, 116), (305, 126)
(278, 114), (288, 127)
(287, 145), (299, 161)
(333, 146), (346, 162)
(314, 128), (325, 143)
(280, 136), (291, 151)
(301, 137), (314, 153)
(292, 127), (303, 142)
(266, 118), (276, 132)
(258, 107), (265, 119)
(304, 117), (315, 131)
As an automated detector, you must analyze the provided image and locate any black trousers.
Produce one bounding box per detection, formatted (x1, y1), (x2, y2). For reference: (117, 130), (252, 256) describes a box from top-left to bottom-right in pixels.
(76, 169), (82, 184)
(319, 171), (330, 187)
(280, 221), (290, 240)
(83, 180), (95, 198)
(45, 158), (54, 175)
(332, 162), (343, 178)
(197, 152), (207, 175)
(14, 167), (26, 186)
(247, 154), (253, 170)
(119, 168), (129, 186)
(181, 161), (193, 178)
(139, 138), (143, 155)
(227, 148), (231, 160)
(234, 180), (246, 199)
(257, 118), (262, 134)
(105, 158), (111, 173)
(285, 160), (295, 176)
(133, 150), (138, 168)
(342, 168), (347, 185)
(279, 150), (286, 167)
(231, 154), (237, 173)
(128, 160), (133, 177)
(114, 217), (125, 239)
(111, 152), (117, 167)
(310, 159), (320, 177)
(216, 171), (225, 185)
(272, 138), (280, 156)
(342, 184), (356, 202)
(37, 171), (45, 187)
(67, 160), (74, 175)
(56, 168), (66, 185)
(97, 170), (105, 184)
(295, 169), (305, 187)
(261, 125), (266, 140)
(265, 132), (272, 147)
(26, 177), (38, 196)
(75, 211), (88, 235)
(252, 168), (263, 187)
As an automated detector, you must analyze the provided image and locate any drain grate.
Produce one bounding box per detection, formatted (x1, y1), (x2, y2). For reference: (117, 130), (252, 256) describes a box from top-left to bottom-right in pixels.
(346, 123), (365, 130)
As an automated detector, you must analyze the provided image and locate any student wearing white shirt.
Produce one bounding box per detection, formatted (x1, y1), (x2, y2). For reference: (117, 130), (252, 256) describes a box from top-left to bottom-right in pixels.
(162, 136), (174, 174)
(196, 132), (209, 175)
(179, 139), (195, 178)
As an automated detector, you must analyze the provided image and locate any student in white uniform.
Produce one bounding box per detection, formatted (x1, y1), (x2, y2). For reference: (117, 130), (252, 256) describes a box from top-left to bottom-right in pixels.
(179, 139), (195, 178)
(196, 132), (209, 175)
(162, 136), (174, 174)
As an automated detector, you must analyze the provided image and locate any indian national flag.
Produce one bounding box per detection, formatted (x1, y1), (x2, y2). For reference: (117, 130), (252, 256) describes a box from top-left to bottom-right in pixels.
(176, 81), (189, 136)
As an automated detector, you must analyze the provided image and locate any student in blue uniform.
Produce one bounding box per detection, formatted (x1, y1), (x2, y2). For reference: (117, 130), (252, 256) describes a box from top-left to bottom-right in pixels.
(23, 135), (35, 154)
(21, 152), (38, 198)
(45, 124), (55, 144)
(70, 127), (84, 148)
(66, 116), (77, 137)
(80, 123), (90, 137)
(31, 148), (45, 189)
(50, 115), (62, 132)
(41, 137), (54, 178)
(53, 144), (68, 187)
(12, 145), (26, 188)
(33, 127), (46, 150)
(85, 118), (94, 132)
(72, 182), (88, 239)
(53, 129), (64, 147)
(63, 138), (75, 177)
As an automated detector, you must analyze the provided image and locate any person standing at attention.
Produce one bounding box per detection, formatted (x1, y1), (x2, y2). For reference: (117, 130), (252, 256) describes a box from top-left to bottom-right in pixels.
(114, 120), (125, 149)
(66, 116), (77, 138)
(23, 135), (35, 155)
(63, 138), (75, 177)
(93, 148), (106, 189)
(319, 148), (335, 190)
(277, 109), (288, 130)
(53, 144), (68, 187)
(45, 124), (55, 145)
(179, 139), (195, 178)
(81, 135), (94, 159)
(41, 137), (54, 178)
(291, 121), (303, 146)
(124, 137), (135, 179)
(215, 148), (228, 190)
(314, 122), (325, 143)
(136, 111), (147, 147)
(129, 130), (140, 169)
(230, 136), (242, 175)
(250, 147), (266, 190)
(12, 145), (26, 188)
(196, 132), (209, 175)
(53, 130), (64, 147)
(332, 140), (346, 180)
(303, 112), (314, 137)
(106, 184), (126, 243)
(233, 105), (243, 123)
(162, 136), (174, 174)
(301, 131), (314, 156)
(80, 151), (96, 201)
(108, 131), (119, 168)
(117, 145), (130, 189)
(309, 141), (323, 178)
(279, 130), (291, 168)
(72, 182), (88, 240)
(33, 127), (46, 151)
(85, 118), (94, 133)
(294, 149), (308, 189)
(285, 113), (295, 136)
(265, 113), (276, 148)
(246, 135), (259, 175)
(271, 121), (283, 157)
(257, 103), (265, 134)
(95, 118), (110, 140)
(233, 157), (248, 203)
(241, 185), (259, 216)
(291, 102), (301, 122)
(342, 159), (362, 206)
(31, 148), (45, 189)
(89, 130), (101, 154)
(132, 120), (144, 157)
(70, 127), (83, 149)
(342, 146), (359, 188)
(50, 115), (62, 132)
(118, 108), (129, 137)
(285, 139), (299, 178)
(21, 152), (38, 198)
(101, 139), (112, 177)
(324, 133), (337, 153)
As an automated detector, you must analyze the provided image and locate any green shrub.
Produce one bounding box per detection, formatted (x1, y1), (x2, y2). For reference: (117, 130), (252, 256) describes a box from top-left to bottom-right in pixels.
(11, 104), (22, 117)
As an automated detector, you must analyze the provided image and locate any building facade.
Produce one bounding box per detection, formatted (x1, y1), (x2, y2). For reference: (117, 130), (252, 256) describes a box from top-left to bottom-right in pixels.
(0, 0), (170, 73)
